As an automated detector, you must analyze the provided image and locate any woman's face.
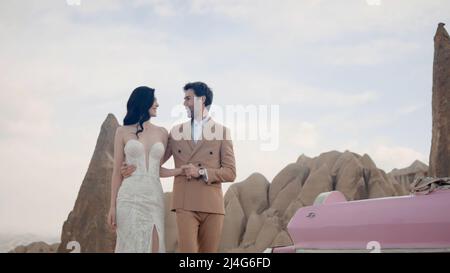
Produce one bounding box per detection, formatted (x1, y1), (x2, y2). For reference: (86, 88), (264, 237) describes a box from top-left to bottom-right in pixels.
(149, 98), (159, 117)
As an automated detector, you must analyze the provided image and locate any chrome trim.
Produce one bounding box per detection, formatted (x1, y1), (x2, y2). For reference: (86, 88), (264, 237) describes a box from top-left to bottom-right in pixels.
(263, 248), (273, 253)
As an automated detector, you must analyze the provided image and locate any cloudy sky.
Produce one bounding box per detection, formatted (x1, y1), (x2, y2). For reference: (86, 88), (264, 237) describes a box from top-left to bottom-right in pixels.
(1, 0), (449, 238)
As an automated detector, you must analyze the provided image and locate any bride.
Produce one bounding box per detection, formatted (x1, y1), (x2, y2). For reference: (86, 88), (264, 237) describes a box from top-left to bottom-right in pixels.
(107, 86), (183, 253)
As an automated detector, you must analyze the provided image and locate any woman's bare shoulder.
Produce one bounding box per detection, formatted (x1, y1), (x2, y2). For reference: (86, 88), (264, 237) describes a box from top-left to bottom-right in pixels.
(115, 126), (124, 134)
(120, 124), (138, 132)
(159, 126), (169, 136)
(115, 125), (137, 138)
(153, 125), (169, 143)
(150, 124), (168, 135)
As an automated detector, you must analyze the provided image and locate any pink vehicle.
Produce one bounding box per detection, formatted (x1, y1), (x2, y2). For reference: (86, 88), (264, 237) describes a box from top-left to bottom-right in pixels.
(265, 189), (450, 253)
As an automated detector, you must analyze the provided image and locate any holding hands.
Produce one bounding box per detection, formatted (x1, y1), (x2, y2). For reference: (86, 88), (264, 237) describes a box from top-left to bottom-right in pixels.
(181, 164), (201, 180)
(120, 162), (201, 180)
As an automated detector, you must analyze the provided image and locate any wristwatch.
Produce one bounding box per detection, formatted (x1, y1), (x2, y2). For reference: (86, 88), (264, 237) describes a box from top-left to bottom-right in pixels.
(199, 168), (208, 182)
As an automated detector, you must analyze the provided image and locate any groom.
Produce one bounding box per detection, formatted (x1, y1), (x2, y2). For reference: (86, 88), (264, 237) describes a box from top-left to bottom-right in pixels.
(121, 82), (236, 253)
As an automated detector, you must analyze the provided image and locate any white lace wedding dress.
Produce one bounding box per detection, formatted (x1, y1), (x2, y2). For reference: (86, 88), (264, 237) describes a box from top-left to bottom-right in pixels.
(115, 140), (166, 253)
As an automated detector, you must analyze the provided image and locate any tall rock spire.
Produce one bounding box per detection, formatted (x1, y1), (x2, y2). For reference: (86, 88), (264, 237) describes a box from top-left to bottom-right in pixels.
(429, 23), (450, 177)
(57, 114), (119, 253)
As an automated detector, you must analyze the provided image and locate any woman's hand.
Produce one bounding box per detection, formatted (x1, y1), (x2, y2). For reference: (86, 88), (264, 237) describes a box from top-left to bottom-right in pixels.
(107, 207), (117, 231)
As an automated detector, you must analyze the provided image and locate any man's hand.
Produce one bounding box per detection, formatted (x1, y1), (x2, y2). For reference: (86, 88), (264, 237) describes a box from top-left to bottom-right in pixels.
(181, 164), (200, 180)
(121, 162), (136, 178)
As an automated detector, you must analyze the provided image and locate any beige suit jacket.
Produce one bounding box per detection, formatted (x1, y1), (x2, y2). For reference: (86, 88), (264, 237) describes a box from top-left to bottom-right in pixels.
(163, 118), (236, 214)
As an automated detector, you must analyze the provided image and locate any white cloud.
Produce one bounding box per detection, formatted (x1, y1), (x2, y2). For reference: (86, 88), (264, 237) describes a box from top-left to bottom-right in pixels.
(71, 0), (122, 12)
(128, 0), (178, 17)
(185, 0), (450, 42)
(288, 122), (320, 150)
(279, 85), (379, 108)
(398, 104), (423, 115)
(200, 70), (380, 108)
(0, 94), (53, 139)
(371, 144), (428, 171)
(315, 39), (421, 66)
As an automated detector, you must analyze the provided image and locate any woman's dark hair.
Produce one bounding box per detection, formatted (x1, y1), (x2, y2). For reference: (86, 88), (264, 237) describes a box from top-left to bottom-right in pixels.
(183, 82), (213, 108)
(123, 86), (155, 138)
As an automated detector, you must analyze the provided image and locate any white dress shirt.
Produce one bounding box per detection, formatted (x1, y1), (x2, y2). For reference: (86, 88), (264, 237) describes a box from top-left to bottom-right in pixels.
(191, 115), (209, 182)
(192, 115), (209, 144)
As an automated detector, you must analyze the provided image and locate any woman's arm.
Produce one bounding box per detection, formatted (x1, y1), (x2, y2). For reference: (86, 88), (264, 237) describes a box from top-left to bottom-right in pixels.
(159, 126), (183, 178)
(160, 166), (183, 178)
(108, 127), (125, 229)
(160, 127), (172, 165)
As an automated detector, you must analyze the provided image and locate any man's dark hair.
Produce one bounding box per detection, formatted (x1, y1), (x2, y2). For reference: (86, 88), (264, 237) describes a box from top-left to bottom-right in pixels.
(184, 82), (213, 108)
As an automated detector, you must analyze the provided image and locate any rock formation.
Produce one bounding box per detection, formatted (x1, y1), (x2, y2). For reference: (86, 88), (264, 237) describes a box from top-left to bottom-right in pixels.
(390, 160), (428, 191)
(57, 114), (119, 253)
(217, 151), (428, 253)
(429, 23), (450, 177)
(9, 242), (60, 253)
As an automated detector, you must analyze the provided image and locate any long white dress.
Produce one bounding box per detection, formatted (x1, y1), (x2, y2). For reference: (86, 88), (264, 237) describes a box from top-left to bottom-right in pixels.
(115, 140), (166, 253)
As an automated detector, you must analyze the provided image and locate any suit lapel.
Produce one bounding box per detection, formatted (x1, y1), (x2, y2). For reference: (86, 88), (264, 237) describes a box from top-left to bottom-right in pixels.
(189, 117), (214, 160)
(187, 138), (195, 151)
(178, 121), (194, 153)
(190, 139), (204, 159)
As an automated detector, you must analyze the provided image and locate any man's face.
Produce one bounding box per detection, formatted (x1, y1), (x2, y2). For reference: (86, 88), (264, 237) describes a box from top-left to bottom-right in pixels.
(184, 89), (204, 118)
